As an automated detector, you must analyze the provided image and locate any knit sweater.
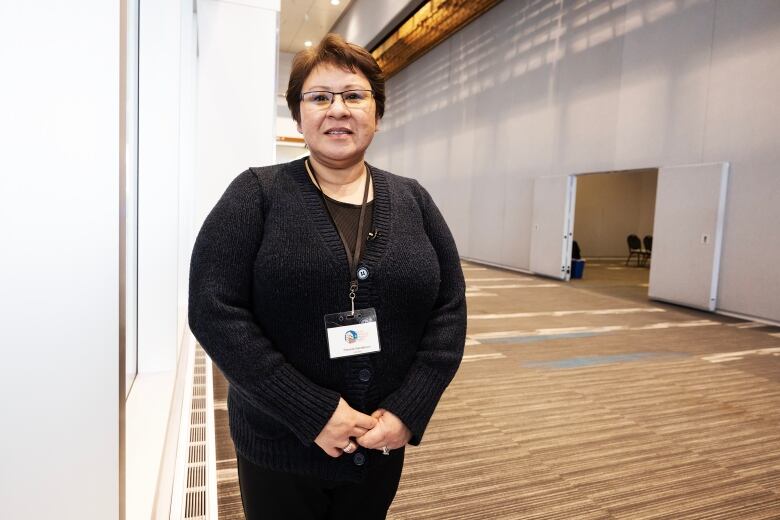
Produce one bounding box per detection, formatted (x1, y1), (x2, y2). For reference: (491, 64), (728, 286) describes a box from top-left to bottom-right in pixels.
(188, 158), (467, 483)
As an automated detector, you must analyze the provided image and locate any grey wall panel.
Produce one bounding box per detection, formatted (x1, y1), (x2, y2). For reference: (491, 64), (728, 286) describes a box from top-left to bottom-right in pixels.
(365, 0), (780, 322)
(702, 0), (780, 322)
(444, 121), (478, 254)
(614, 0), (715, 167)
(464, 6), (516, 263)
(501, 174), (534, 269)
(552, 0), (626, 175)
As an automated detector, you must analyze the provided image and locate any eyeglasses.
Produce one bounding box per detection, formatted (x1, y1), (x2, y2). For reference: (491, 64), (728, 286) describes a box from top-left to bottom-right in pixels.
(300, 89), (374, 110)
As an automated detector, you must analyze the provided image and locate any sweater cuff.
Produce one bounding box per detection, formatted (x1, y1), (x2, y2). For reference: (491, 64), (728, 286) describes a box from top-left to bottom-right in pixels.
(378, 363), (449, 446)
(262, 364), (341, 447)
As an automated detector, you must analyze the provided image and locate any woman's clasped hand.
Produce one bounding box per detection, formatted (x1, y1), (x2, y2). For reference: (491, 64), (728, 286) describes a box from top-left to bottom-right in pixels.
(314, 398), (412, 457)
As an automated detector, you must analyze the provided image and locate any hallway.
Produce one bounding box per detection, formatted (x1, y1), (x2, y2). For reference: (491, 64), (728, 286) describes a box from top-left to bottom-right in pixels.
(211, 261), (780, 519)
(8, 2), (780, 518)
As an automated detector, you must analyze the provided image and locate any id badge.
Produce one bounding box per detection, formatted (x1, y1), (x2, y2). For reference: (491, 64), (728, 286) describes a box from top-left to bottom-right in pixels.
(323, 307), (381, 359)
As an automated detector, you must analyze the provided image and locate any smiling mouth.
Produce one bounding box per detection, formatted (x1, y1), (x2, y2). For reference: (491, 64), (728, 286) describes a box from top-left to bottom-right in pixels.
(325, 129), (353, 135)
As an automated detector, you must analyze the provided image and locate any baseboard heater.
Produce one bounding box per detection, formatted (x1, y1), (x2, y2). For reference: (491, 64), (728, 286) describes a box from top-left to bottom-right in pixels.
(170, 342), (218, 519)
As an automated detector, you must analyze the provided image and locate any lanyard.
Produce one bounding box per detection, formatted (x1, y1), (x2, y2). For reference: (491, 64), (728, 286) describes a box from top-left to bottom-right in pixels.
(306, 159), (372, 316)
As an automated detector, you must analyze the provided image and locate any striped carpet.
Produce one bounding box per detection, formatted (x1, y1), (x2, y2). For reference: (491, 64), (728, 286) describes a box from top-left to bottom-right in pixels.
(212, 259), (780, 519)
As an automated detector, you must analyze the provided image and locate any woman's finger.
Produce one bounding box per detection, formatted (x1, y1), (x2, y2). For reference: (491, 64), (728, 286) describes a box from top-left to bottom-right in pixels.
(351, 426), (370, 437)
(355, 428), (384, 449)
(354, 411), (378, 430)
(324, 446), (343, 458)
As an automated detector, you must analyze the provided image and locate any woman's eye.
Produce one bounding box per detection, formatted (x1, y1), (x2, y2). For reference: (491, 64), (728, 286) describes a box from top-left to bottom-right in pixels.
(312, 94), (330, 102)
(344, 92), (363, 101)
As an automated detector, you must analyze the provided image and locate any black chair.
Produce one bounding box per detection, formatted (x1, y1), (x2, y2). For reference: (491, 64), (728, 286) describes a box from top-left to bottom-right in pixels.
(643, 235), (653, 265)
(626, 234), (647, 266)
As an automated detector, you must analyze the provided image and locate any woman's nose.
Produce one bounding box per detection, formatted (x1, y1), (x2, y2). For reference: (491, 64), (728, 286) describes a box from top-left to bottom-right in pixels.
(327, 94), (350, 116)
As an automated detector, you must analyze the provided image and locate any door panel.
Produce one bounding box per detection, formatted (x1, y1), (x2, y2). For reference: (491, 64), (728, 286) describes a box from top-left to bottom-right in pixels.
(649, 163), (729, 311)
(530, 176), (576, 280)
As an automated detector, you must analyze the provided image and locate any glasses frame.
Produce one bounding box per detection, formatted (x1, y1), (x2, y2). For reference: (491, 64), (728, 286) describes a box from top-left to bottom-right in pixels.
(300, 89), (374, 110)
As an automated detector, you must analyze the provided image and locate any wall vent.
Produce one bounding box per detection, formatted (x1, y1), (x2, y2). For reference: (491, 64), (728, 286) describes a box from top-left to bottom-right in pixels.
(176, 344), (218, 519)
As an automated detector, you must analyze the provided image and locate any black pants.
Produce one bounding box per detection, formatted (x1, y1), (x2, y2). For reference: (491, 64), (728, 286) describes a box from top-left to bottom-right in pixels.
(236, 449), (405, 520)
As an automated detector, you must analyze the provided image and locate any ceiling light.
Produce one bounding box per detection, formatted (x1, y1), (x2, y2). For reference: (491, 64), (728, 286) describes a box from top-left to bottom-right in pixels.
(304, 41), (312, 47)
(331, 0), (341, 5)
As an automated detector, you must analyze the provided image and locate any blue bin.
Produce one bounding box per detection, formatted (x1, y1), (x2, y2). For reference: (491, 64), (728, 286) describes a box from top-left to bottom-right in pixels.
(571, 259), (585, 279)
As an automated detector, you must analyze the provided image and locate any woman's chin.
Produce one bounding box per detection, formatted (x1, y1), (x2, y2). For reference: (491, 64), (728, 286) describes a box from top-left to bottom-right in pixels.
(310, 149), (366, 167)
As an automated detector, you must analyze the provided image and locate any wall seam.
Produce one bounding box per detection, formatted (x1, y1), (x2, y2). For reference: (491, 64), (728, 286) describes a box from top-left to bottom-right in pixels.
(699, 0), (719, 164)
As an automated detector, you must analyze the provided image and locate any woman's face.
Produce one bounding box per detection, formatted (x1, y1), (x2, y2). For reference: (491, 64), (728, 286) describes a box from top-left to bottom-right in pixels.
(297, 63), (378, 169)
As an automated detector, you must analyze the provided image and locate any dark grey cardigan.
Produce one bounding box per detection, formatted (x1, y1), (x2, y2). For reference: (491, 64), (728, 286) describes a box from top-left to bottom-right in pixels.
(188, 158), (466, 482)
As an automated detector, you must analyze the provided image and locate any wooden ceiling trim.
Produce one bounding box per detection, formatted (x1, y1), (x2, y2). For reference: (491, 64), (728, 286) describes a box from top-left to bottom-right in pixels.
(371, 0), (504, 78)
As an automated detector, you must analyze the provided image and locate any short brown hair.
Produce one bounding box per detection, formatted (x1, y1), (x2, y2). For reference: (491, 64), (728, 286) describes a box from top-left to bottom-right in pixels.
(286, 33), (385, 125)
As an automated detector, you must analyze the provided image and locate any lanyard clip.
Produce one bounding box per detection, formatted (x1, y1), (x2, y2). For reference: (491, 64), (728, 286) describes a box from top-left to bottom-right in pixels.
(349, 281), (358, 317)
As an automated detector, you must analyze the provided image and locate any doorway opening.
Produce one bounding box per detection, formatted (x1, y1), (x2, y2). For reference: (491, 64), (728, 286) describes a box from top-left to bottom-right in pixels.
(570, 168), (659, 304)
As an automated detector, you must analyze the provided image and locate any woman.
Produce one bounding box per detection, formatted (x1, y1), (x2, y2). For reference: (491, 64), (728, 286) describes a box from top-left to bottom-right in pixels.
(189, 33), (466, 519)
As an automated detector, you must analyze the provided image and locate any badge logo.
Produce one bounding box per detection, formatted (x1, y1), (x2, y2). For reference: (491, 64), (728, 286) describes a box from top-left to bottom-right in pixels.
(344, 330), (359, 344)
(357, 266), (369, 280)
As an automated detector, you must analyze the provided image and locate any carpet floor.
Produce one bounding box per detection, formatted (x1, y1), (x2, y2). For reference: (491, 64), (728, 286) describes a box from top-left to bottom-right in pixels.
(211, 259), (780, 519)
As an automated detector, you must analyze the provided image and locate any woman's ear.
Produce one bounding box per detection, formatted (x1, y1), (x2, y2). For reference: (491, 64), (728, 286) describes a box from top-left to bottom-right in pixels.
(296, 120), (303, 134)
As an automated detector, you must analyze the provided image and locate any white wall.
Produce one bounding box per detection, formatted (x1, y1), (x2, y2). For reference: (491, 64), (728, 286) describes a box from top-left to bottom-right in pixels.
(0, 2), (120, 519)
(138, 0), (183, 374)
(196, 0), (280, 224)
(574, 170), (657, 258)
(277, 51), (299, 139)
(276, 51), (308, 163)
(367, 0), (780, 324)
(133, 0), (280, 516)
(0, 0), (280, 517)
(178, 0), (199, 348)
(125, 1), (193, 518)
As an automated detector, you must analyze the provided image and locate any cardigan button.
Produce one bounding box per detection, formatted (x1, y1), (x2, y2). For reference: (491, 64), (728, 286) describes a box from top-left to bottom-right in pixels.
(358, 368), (371, 382)
(353, 452), (366, 466)
(356, 265), (369, 281)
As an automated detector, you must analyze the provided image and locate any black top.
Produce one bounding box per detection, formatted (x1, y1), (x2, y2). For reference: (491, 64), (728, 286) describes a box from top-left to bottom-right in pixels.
(321, 194), (374, 263)
(188, 158), (466, 483)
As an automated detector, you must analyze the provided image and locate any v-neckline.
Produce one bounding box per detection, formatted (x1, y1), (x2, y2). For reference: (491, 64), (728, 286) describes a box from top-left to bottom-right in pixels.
(289, 158), (391, 274)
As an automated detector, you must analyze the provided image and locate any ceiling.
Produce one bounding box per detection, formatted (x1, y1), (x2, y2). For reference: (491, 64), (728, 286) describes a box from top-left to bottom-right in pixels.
(279, 0), (353, 54)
